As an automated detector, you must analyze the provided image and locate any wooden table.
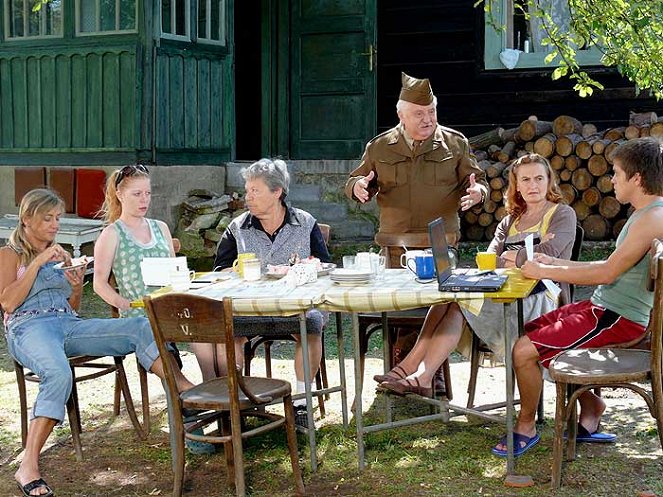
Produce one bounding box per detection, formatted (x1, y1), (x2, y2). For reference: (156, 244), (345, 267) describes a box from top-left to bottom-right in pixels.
(319, 268), (538, 474)
(0, 214), (103, 257)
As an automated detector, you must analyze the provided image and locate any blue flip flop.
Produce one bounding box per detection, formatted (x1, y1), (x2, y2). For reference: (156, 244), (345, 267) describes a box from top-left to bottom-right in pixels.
(576, 424), (617, 443)
(491, 432), (540, 458)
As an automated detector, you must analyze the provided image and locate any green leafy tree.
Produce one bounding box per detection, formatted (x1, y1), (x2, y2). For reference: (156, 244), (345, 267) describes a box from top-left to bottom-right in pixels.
(480, 0), (663, 99)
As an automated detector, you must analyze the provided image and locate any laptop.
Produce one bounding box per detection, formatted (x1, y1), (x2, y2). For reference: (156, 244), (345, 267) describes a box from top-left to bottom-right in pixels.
(428, 217), (508, 292)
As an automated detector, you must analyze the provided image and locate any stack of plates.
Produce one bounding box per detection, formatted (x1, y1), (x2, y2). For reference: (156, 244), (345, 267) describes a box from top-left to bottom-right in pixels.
(329, 268), (374, 286)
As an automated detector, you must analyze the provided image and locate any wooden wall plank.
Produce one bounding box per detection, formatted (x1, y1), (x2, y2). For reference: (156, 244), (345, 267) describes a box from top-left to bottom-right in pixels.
(26, 57), (42, 147)
(70, 55), (87, 148)
(11, 58), (28, 148)
(119, 52), (136, 148)
(197, 58), (211, 148)
(41, 57), (56, 148)
(86, 54), (102, 147)
(209, 60), (223, 149)
(183, 56), (198, 148)
(168, 55), (184, 148)
(0, 59), (14, 147)
(156, 55), (170, 148)
(55, 55), (72, 148)
(103, 53), (120, 147)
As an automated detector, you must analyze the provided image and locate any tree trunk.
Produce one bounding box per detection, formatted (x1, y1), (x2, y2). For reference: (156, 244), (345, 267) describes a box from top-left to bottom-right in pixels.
(559, 183), (578, 204)
(596, 174), (614, 193)
(555, 133), (583, 157)
(495, 206), (507, 221)
(649, 121), (663, 138)
(496, 141), (516, 163)
(553, 115), (583, 136)
(624, 125), (640, 140)
(571, 168), (593, 191)
(592, 139), (611, 155)
(629, 111), (657, 126)
(588, 154), (608, 177)
(604, 127), (625, 141)
(489, 176), (506, 192)
(564, 155), (581, 171)
(533, 133), (557, 158)
(550, 155), (565, 170)
(469, 127), (506, 149)
(581, 187), (601, 207)
(559, 169), (572, 182)
(582, 214), (610, 241)
(572, 200), (592, 221)
(581, 123), (598, 138)
(604, 140), (626, 164)
(500, 127), (520, 143)
(466, 224), (485, 241)
(490, 189), (503, 202)
(518, 119), (553, 142)
(599, 196), (622, 219)
(484, 199), (498, 214)
(575, 138), (594, 159)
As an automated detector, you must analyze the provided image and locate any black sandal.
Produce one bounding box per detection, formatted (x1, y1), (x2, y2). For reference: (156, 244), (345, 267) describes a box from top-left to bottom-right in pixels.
(17, 478), (53, 497)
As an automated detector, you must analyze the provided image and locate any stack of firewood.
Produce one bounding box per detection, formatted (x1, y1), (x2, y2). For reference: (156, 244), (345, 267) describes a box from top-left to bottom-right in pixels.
(463, 112), (661, 241)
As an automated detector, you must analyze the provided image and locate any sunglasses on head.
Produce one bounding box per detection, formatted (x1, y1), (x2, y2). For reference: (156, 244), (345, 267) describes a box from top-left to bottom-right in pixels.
(115, 164), (149, 187)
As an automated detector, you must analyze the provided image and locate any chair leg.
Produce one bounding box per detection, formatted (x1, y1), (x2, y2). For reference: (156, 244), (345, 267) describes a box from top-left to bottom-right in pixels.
(67, 375), (84, 461)
(466, 334), (481, 408)
(229, 410), (246, 496)
(221, 413), (235, 485)
(320, 339), (330, 400)
(284, 394), (306, 496)
(566, 385), (578, 462)
(14, 362), (29, 449)
(243, 340), (253, 376)
(315, 371), (326, 418)
(113, 372), (122, 416)
(551, 381), (567, 489)
(114, 357), (147, 440)
(264, 341), (273, 378)
(138, 362), (150, 434)
(442, 359), (453, 401)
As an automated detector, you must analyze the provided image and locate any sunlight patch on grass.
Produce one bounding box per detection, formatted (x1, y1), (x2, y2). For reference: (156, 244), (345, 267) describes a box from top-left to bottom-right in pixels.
(410, 436), (441, 450)
(394, 453), (421, 469)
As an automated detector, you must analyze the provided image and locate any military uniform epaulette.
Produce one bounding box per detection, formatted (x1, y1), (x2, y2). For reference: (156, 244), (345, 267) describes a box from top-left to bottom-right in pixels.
(366, 127), (400, 146)
(437, 125), (468, 141)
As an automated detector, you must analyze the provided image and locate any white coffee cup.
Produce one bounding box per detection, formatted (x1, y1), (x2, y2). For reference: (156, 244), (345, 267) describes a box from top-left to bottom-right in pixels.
(356, 252), (372, 271)
(400, 250), (426, 269)
(169, 267), (195, 291)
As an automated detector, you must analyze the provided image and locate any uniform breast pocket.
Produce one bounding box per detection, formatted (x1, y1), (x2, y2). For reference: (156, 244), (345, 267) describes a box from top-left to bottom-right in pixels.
(376, 158), (406, 189)
(422, 151), (456, 186)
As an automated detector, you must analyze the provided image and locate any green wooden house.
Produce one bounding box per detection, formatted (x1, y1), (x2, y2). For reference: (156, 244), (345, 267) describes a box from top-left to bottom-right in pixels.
(1, 0), (661, 167)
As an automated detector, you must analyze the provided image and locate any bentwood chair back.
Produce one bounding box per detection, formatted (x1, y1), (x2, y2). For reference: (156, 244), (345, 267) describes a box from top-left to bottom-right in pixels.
(548, 238), (663, 489)
(144, 293), (305, 497)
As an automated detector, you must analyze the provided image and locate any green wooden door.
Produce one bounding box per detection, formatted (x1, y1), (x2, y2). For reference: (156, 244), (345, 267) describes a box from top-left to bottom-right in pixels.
(290, 0), (376, 159)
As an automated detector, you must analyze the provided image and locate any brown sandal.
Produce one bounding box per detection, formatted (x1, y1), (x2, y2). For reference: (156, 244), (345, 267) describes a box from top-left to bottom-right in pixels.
(373, 364), (408, 384)
(378, 376), (433, 398)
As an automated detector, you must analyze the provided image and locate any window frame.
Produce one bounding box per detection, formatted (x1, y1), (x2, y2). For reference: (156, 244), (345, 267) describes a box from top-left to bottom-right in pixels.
(3, 0), (64, 41)
(484, 0), (602, 70)
(196, 0), (226, 46)
(159, 0), (191, 42)
(74, 0), (139, 36)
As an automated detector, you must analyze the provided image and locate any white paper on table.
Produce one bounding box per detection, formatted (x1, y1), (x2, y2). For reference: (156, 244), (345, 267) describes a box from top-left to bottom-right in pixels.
(525, 234), (534, 261)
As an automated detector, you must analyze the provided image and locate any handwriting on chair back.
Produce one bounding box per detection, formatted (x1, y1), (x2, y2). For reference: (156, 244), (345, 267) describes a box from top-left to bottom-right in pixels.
(145, 294), (234, 345)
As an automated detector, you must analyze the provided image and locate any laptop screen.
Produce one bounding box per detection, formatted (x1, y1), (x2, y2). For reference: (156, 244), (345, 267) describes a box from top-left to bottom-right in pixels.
(428, 218), (452, 283)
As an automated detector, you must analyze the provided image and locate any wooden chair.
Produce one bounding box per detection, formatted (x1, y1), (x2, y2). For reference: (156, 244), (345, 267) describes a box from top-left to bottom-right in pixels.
(358, 231), (453, 400)
(14, 354), (146, 461)
(109, 272), (151, 433)
(242, 223), (332, 415)
(466, 223), (585, 411)
(143, 293), (305, 497)
(548, 238), (663, 489)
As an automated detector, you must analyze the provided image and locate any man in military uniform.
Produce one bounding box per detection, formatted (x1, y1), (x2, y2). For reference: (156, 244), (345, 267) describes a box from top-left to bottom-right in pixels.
(345, 72), (489, 395)
(345, 72), (488, 258)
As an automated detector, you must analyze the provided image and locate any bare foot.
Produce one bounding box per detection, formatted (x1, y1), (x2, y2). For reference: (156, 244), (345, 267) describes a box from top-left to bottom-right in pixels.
(578, 391), (606, 434)
(15, 468), (51, 496)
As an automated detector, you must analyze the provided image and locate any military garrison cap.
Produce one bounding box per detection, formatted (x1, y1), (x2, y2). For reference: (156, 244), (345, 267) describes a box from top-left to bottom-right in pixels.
(399, 72), (434, 105)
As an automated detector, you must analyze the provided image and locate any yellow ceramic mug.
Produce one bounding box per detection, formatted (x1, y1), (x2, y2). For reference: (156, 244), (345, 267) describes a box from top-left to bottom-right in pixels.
(232, 252), (257, 278)
(476, 252), (497, 271)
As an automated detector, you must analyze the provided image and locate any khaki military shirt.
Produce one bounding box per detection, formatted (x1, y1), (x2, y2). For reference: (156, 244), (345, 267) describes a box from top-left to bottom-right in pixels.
(345, 124), (488, 240)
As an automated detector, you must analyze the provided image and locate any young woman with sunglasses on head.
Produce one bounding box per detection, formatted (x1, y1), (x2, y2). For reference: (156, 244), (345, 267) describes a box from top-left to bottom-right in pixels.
(93, 164), (218, 453)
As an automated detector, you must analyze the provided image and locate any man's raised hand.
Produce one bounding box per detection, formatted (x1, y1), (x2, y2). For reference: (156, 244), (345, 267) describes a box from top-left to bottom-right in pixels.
(353, 170), (375, 203)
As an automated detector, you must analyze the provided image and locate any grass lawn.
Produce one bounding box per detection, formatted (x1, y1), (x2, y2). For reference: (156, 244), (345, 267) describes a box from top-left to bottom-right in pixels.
(0, 245), (661, 496)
